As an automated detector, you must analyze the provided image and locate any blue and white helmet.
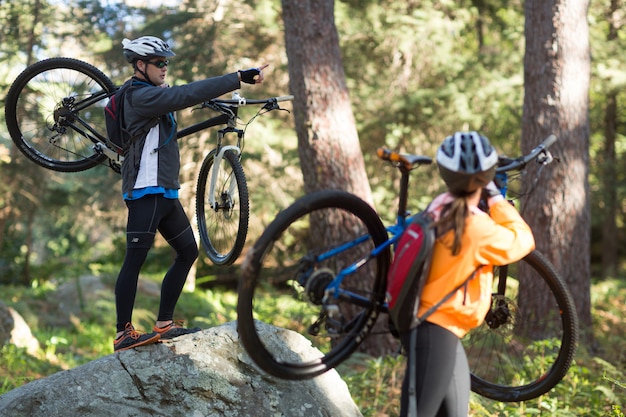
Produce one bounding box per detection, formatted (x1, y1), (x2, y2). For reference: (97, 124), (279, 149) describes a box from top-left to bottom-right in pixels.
(436, 131), (498, 195)
(122, 36), (175, 63)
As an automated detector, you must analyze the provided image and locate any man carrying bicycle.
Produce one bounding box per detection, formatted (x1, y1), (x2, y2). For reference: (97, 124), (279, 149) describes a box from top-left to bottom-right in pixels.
(113, 35), (267, 352)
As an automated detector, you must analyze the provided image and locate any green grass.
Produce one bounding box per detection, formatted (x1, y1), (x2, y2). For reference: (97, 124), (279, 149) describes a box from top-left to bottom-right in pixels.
(0, 277), (624, 416)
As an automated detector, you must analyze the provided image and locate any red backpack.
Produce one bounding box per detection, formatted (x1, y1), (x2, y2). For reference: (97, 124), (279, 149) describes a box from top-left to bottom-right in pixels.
(386, 211), (435, 335)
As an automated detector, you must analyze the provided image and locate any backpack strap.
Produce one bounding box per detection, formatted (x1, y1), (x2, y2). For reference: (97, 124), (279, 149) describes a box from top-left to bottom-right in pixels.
(122, 79), (160, 154)
(414, 267), (481, 327)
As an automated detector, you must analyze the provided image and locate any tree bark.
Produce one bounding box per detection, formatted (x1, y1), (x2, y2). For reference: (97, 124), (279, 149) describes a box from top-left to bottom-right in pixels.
(281, 0), (372, 200)
(601, 92), (618, 278)
(281, 0), (397, 356)
(522, 0), (593, 344)
(599, 0), (621, 278)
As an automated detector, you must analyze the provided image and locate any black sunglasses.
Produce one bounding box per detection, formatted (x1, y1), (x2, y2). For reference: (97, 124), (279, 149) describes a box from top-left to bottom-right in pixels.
(146, 60), (169, 69)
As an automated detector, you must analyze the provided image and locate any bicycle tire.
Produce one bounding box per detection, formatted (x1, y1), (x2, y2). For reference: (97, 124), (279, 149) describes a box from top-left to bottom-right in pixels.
(464, 250), (578, 402)
(196, 149), (249, 265)
(5, 57), (114, 172)
(237, 189), (391, 380)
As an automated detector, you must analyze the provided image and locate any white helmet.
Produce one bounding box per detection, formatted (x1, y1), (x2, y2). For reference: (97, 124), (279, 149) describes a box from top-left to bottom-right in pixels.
(122, 36), (175, 63)
(436, 131), (499, 195)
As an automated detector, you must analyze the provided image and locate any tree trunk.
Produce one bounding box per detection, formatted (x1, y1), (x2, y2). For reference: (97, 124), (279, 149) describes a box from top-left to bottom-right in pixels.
(281, 0), (397, 356)
(281, 0), (372, 199)
(522, 0), (593, 344)
(600, 0), (621, 278)
(26, 0), (42, 66)
(601, 92), (618, 279)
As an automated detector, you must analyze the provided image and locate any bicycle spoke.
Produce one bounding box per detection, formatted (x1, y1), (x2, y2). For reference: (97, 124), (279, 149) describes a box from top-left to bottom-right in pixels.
(196, 149), (249, 265)
(464, 251), (577, 401)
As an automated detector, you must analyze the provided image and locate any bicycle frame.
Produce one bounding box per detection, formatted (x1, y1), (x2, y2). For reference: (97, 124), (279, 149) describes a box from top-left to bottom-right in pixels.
(48, 88), (231, 170)
(43, 74), (293, 172)
(311, 229), (397, 311)
(316, 158), (427, 312)
(50, 91), (113, 159)
(63, 91), (111, 144)
(313, 135), (558, 317)
(59, 84), (246, 165)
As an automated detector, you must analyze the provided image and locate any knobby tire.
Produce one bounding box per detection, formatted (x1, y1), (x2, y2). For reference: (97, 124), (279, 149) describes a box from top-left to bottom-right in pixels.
(465, 250), (578, 401)
(237, 189), (390, 379)
(196, 149), (249, 266)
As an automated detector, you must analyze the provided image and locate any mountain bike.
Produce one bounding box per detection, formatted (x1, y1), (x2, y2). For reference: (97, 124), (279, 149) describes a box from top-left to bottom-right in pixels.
(237, 134), (578, 402)
(4, 57), (293, 265)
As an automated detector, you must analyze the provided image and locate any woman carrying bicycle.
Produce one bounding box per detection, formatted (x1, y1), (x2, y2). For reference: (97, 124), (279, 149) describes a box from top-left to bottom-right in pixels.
(113, 36), (267, 352)
(400, 131), (535, 416)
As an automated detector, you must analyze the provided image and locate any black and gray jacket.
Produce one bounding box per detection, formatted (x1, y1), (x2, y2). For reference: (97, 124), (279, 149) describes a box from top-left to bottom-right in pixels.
(121, 73), (241, 198)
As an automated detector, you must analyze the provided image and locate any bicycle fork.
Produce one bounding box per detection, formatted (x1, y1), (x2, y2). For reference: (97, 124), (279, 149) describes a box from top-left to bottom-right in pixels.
(208, 129), (243, 212)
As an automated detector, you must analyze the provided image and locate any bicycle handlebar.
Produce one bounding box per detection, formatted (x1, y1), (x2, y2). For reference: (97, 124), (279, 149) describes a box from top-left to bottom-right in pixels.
(376, 148), (433, 171)
(212, 95), (294, 106)
(182, 94), (293, 139)
(496, 134), (557, 173)
(199, 94), (293, 114)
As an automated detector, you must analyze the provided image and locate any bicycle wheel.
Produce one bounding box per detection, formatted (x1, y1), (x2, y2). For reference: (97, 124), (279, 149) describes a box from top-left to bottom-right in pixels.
(237, 189), (391, 380)
(464, 250), (578, 402)
(196, 148), (249, 265)
(5, 57), (114, 172)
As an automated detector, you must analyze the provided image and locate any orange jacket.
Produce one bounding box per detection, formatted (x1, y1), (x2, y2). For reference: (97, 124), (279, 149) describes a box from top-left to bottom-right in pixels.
(417, 193), (535, 338)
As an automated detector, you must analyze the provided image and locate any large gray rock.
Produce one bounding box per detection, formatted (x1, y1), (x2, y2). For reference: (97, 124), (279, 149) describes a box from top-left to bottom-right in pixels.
(0, 321), (362, 417)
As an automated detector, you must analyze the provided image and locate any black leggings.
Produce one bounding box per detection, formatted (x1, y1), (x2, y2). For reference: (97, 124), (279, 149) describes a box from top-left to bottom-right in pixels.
(115, 195), (198, 332)
(399, 321), (470, 417)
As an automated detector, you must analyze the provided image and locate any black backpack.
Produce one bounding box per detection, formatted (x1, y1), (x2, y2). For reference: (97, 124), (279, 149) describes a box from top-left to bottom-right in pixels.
(104, 80), (154, 155)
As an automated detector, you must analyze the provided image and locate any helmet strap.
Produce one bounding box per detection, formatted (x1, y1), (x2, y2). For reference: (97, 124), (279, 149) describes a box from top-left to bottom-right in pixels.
(135, 60), (157, 86)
